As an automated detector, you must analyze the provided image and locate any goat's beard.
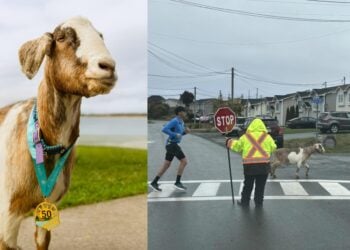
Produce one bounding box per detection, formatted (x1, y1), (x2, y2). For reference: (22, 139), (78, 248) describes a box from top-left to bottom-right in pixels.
(83, 80), (115, 97)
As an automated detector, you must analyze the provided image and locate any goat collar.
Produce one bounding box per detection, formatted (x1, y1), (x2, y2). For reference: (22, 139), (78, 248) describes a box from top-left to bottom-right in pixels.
(31, 102), (77, 156)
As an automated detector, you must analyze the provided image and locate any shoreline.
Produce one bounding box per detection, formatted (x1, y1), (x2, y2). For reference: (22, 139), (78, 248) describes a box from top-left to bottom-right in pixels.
(77, 135), (147, 149)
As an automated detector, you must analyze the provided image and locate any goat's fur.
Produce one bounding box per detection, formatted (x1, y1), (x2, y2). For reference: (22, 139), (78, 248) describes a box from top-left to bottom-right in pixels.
(0, 17), (116, 250)
(270, 143), (325, 179)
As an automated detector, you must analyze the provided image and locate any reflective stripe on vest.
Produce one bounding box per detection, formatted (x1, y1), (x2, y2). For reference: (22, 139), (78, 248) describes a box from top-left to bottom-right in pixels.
(243, 132), (270, 165)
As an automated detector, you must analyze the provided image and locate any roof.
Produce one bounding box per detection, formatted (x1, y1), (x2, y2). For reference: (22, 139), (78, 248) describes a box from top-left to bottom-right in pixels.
(274, 93), (295, 100)
(295, 90), (311, 98)
(312, 86), (338, 95)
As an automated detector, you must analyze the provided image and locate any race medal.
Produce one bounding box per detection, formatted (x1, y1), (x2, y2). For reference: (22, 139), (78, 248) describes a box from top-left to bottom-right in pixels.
(34, 200), (60, 231)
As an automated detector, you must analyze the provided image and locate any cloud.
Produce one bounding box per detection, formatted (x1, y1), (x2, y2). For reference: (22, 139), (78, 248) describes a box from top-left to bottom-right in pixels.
(0, 0), (146, 113)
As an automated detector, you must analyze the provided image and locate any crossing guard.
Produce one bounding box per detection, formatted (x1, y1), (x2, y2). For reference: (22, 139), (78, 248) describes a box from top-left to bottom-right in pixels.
(226, 118), (277, 207)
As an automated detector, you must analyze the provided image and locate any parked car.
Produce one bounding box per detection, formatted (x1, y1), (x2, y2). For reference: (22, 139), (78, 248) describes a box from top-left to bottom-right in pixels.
(227, 117), (247, 136)
(240, 117), (284, 148)
(286, 117), (316, 129)
(317, 111), (350, 133)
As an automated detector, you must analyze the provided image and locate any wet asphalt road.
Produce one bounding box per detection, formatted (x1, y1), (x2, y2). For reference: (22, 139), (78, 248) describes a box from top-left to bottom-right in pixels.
(148, 121), (350, 250)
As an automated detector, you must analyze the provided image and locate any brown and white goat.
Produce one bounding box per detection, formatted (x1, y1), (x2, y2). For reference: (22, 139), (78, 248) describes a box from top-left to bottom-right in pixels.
(0, 17), (116, 250)
(270, 143), (325, 179)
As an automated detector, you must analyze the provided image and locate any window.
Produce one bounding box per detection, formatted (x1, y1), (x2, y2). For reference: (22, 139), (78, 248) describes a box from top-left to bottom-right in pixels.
(275, 102), (280, 111)
(338, 93), (344, 105)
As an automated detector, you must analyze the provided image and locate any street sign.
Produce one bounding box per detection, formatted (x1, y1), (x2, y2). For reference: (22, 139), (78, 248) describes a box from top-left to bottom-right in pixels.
(312, 97), (322, 104)
(214, 107), (236, 134)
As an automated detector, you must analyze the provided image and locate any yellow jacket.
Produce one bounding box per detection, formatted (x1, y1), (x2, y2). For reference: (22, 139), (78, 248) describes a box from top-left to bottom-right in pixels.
(229, 119), (277, 164)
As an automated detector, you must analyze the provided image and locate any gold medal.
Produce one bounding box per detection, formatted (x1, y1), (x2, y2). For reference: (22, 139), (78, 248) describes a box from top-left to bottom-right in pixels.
(34, 200), (60, 231)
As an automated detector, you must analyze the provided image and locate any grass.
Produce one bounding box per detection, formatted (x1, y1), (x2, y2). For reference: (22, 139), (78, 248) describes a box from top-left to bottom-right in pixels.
(58, 146), (147, 209)
(284, 133), (350, 154)
(283, 128), (316, 134)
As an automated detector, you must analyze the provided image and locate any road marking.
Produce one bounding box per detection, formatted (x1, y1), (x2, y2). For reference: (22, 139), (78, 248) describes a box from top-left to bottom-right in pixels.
(192, 183), (220, 197)
(148, 184), (175, 198)
(148, 196), (350, 203)
(280, 182), (308, 196)
(319, 182), (350, 196)
(147, 180), (350, 202)
(151, 179), (350, 184)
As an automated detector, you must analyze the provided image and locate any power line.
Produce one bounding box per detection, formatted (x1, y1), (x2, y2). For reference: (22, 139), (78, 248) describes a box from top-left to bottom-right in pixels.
(148, 49), (207, 75)
(307, 0), (350, 4)
(149, 42), (229, 74)
(150, 28), (350, 47)
(170, 0), (350, 22)
(148, 73), (228, 79)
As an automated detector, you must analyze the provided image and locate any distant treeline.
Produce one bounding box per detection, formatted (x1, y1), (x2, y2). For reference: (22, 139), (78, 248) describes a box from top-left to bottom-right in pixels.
(81, 113), (146, 117)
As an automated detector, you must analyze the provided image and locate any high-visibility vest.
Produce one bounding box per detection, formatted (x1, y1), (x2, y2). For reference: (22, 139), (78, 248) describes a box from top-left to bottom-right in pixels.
(242, 132), (270, 165)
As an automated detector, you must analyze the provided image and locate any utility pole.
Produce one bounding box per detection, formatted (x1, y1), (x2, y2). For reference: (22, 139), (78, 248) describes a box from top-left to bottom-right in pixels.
(231, 67), (234, 103)
(248, 89), (250, 99)
(343, 76), (346, 85)
(322, 82), (327, 88)
(193, 87), (197, 126)
(256, 88), (258, 99)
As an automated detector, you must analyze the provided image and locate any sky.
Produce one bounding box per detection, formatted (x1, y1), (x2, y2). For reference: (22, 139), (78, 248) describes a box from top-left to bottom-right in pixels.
(0, 0), (147, 114)
(149, 0), (350, 101)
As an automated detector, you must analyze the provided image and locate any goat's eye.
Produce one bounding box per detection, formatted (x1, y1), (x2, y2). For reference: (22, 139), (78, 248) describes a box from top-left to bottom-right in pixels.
(99, 33), (104, 39)
(56, 32), (65, 42)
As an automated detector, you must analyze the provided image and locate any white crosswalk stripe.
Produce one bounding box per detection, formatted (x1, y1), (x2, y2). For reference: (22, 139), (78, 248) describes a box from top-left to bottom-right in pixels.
(280, 182), (308, 196)
(148, 180), (350, 202)
(319, 182), (350, 196)
(192, 183), (220, 197)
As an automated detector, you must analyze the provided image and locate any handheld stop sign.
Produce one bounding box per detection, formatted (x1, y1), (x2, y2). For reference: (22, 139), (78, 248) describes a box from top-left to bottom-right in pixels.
(214, 107), (236, 205)
(214, 107), (236, 134)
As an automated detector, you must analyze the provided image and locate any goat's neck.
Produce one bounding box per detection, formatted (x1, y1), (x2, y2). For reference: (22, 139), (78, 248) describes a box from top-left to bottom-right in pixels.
(304, 146), (315, 157)
(37, 80), (81, 147)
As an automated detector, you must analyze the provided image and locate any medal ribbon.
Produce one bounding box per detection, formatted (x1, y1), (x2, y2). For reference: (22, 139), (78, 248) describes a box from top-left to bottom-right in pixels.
(27, 105), (73, 198)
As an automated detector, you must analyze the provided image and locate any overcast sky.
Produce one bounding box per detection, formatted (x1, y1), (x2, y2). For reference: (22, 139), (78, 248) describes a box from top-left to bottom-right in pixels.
(149, 0), (350, 101)
(0, 0), (146, 114)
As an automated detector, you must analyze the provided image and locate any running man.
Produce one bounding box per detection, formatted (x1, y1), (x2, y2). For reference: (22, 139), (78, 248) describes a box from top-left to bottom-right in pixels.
(150, 106), (190, 192)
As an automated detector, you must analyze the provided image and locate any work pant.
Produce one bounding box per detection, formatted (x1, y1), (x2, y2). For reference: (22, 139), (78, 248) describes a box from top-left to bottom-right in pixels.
(241, 174), (268, 205)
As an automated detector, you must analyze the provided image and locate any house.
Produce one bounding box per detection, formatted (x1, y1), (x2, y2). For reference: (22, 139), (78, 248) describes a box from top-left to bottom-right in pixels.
(189, 98), (216, 115)
(164, 98), (181, 108)
(244, 98), (274, 118)
(273, 93), (295, 126)
(334, 84), (350, 112)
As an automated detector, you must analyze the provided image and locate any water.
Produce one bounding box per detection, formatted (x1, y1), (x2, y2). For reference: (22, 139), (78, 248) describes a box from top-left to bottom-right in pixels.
(78, 116), (147, 148)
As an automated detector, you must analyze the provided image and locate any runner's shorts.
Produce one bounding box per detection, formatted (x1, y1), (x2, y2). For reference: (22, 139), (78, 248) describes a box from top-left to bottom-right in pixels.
(165, 143), (185, 161)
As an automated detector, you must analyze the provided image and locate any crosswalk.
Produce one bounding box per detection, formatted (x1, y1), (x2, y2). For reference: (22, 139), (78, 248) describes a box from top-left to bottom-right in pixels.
(148, 180), (350, 202)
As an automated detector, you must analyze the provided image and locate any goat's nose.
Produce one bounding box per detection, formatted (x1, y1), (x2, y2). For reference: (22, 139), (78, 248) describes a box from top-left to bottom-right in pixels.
(98, 59), (115, 73)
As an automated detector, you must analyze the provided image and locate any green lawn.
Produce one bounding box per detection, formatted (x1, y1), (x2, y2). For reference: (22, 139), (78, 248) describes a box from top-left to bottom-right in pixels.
(59, 146), (147, 209)
(283, 127), (316, 134)
(284, 133), (350, 154)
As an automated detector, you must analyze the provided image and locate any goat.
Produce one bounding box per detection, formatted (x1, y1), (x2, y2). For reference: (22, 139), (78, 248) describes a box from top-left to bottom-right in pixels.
(0, 17), (116, 250)
(270, 143), (325, 179)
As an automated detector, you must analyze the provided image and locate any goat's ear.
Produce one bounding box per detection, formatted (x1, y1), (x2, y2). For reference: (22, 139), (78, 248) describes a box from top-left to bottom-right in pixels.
(18, 33), (53, 80)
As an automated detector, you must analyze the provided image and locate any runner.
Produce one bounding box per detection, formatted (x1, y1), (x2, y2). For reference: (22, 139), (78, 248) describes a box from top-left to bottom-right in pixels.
(150, 106), (190, 192)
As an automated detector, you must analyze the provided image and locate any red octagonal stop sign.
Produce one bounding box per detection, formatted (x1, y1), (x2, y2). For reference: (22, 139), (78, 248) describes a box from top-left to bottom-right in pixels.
(214, 107), (236, 133)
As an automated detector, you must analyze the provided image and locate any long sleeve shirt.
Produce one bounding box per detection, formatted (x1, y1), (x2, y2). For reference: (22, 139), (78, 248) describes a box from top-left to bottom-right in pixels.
(162, 116), (186, 144)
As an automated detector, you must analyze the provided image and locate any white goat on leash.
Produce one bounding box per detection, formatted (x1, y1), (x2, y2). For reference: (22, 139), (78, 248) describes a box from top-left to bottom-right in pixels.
(270, 143), (325, 179)
(0, 17), (116, 250)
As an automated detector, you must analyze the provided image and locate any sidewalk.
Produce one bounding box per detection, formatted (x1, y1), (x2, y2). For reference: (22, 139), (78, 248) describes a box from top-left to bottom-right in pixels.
(18, 195), (147, 250)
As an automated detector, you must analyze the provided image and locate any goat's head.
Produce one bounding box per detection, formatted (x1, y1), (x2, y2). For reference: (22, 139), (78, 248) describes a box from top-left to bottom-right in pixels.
(18, 16), (117, 97)
(314, 143), (325, 154)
